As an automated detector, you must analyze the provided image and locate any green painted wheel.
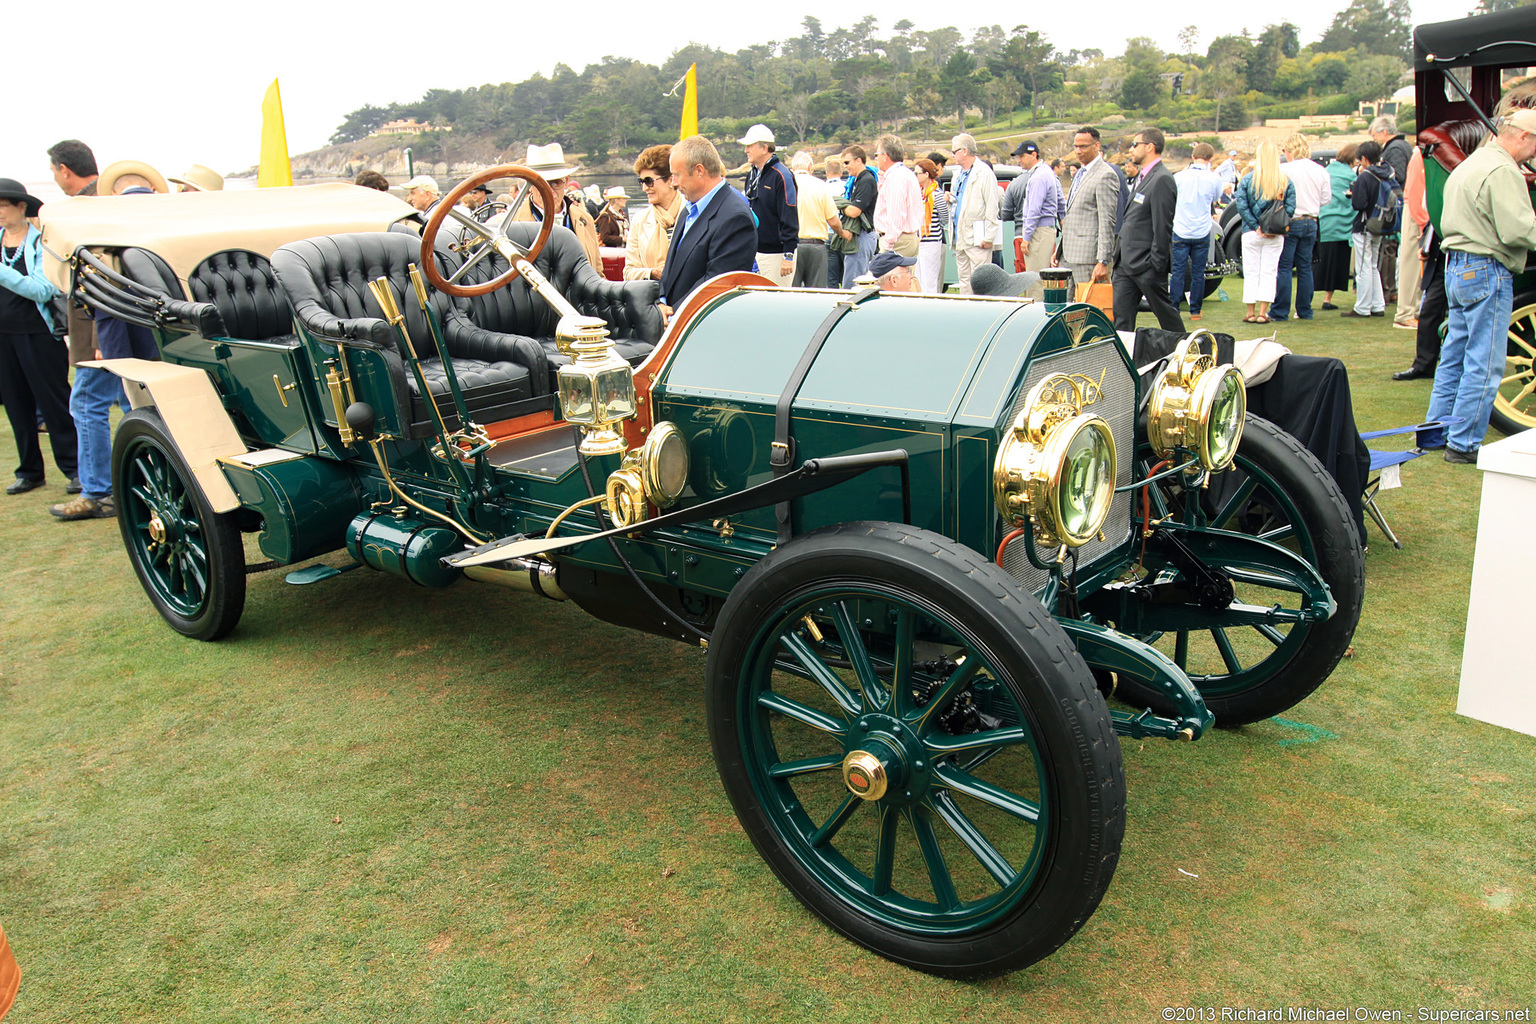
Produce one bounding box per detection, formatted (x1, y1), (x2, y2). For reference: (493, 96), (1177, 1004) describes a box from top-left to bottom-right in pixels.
(706, 523), (1123, 979)
(112, 409), (246, 641)
(1122, 415), (1363, 725)
(1492, 295), (1536, 436)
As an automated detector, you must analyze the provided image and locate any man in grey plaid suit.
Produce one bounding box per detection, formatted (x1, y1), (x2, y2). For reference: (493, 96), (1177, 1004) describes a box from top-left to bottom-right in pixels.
(1054, 126), (1121, 289)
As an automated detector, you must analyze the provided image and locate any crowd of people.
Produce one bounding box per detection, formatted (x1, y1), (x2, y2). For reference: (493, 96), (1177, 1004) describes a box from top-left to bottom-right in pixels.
(6, 106), (1534, 513)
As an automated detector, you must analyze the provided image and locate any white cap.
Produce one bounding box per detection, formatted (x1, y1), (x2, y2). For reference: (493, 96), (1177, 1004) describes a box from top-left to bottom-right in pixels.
(738, 123), (775, 146)
(395, 174), (440, 194)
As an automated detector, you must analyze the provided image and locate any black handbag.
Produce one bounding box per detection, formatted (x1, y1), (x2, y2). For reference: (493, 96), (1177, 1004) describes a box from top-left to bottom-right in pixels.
(1258, 198), (1290, 235)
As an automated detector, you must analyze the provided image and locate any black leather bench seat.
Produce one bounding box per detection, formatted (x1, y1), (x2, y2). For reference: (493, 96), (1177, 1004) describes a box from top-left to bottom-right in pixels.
(406, 356), (537, 435)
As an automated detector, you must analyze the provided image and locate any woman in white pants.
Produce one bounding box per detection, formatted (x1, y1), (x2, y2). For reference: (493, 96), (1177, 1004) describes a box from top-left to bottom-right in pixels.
(1234, 141), (1296, 323)
(914, 159), (950, 293)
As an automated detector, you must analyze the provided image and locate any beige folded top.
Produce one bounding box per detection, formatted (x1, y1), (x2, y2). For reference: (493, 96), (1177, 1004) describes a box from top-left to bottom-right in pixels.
(37, 182), (417, 293)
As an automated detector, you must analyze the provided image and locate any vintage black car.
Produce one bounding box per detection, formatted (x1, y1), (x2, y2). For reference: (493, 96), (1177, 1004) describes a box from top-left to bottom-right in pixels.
(40, 167), (1363, 979)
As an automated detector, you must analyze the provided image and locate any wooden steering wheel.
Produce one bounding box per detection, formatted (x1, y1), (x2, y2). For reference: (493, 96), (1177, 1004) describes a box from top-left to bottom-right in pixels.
(420, 164), (558, 297)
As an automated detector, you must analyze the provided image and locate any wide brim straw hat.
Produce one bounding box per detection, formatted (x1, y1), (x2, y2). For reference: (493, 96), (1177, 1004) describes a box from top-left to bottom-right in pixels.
(523, 143), (581, 179)
(167, 163), (225, 192)
(97, 160), (172, 196)
(0, 178), (44, 217)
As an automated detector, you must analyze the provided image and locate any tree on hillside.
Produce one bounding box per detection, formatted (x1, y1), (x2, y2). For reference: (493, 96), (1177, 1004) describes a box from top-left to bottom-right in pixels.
(1204, 55), (1247, 132)
(1317, 0), (1412, 60)
(1248, 23), (1299, 92)
(1179, 26), (1201, 63)
(1345, 54), (1407, 103)
(330, 104), (393, 144)
(1476, 0), (1536, 10)
(1311, 53), (1350, 90)
(938, 50), (980, 127)
(992, 26), (1057, 127)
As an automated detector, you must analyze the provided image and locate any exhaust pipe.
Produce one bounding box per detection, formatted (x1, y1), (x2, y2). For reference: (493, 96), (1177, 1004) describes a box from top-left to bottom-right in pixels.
(462, 558), (568, 601)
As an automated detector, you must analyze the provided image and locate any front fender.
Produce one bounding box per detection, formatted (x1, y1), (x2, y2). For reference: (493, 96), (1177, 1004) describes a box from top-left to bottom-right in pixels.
(86, 357), (246, 511)
(1057, 619), (1214, 740)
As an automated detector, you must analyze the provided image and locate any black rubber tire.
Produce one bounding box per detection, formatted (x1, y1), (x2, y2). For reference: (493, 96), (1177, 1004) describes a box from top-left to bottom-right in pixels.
(113, 409), (246, 641)
(1118, 416), (1364, 725)
(1490, 289), (1536, 436)
(706, 522), (1124, 979)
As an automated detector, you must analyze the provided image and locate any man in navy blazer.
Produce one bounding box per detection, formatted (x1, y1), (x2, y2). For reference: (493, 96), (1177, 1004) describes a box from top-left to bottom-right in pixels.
(659, 135), (756, 313)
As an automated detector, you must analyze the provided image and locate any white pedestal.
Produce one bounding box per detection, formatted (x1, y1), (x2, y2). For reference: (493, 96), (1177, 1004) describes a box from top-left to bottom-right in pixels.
(1458, 429), (1536, 737)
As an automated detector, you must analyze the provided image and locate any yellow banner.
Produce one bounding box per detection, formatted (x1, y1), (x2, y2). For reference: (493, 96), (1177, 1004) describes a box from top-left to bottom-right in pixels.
(259, 78), (293, 188)
(680, 63), (698, 140)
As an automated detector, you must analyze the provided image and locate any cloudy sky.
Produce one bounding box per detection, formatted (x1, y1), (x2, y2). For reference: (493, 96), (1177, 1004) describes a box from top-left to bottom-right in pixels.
(15, 0), (1472, 195)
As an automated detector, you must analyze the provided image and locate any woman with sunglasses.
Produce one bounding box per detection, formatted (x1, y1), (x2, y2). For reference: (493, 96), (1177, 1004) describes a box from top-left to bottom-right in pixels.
(624, 145), (685, 282)
(0, 178), (78, 496)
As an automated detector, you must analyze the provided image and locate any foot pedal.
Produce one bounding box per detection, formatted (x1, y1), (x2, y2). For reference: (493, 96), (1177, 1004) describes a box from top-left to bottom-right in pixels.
(285, 562), (359, 585)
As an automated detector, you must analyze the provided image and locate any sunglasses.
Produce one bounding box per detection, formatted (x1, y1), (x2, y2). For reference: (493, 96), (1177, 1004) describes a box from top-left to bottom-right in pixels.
(637, 176), (664, 187)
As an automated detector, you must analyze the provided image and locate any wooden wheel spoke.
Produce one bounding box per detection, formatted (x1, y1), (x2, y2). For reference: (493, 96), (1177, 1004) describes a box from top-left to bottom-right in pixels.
(757, 691), (846, 734)
(810, 794), (861, 848)
(924, 725), (1028, 756)
(1213, 476), (1260, 528)
(871, 805), (898, 896)
(889, 607), (916, 717)
(768, 753), (844, 779)
(777, 633), (862, 715)
(930, 790), (1017, 887)
(909, 807), (961, 911)
(1210, 628), (1243, 674)
(1258, 523), (1295, 543)
(932, 764), (1041, 824)
(1252, 622), (1287, 646)
(831, 601), (887, 712)
(909, 654), (982, 730)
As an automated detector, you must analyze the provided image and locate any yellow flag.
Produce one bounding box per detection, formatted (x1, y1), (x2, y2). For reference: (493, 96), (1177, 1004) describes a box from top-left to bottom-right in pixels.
(259, 78), (293, 188)
(680, 63), (698, 140)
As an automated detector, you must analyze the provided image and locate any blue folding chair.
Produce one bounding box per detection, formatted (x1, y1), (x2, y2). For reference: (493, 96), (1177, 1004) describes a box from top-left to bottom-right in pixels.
(1358, 418), (1462, 549)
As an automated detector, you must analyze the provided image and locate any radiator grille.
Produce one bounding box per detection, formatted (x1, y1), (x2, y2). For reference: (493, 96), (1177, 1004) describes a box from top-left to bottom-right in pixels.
(999, 339), (1136, 594)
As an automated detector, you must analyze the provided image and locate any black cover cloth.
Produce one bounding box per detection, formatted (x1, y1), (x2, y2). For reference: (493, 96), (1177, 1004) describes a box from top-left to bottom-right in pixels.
(1414, 7), (1536, 71)
(1243, 353), (1372, 546)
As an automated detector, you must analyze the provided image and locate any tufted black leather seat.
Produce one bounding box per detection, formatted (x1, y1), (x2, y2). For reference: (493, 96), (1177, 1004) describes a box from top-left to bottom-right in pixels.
(271, 232), (549, 439)
(448, 223), (662, 390)
(188, 250), (296, 343)
(115, 247), (223, 339)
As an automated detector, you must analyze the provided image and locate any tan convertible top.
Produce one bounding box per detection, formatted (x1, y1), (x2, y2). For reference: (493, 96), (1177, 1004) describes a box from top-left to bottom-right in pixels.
(37, 183), (417, 292)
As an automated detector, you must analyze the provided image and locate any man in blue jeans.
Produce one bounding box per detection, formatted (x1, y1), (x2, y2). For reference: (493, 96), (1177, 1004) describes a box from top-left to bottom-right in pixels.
(1169, 143), (1227, 320)
(50, 167), (164, 520)
(1271, 134), (1334, 321)
(1424, 109), (1536, 462)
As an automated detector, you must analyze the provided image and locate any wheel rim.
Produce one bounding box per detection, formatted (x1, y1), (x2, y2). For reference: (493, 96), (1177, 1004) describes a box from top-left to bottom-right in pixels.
(121, 436), (213, 619)
(1141, 450), (1316, 700)
(737, 584), (1052, 934)
(1499, 302), (1536, 431)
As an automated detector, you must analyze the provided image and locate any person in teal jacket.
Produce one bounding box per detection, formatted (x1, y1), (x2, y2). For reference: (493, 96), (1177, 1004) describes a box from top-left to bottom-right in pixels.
(1316, 143), (1358, 310)
(0, 178), (79, 495)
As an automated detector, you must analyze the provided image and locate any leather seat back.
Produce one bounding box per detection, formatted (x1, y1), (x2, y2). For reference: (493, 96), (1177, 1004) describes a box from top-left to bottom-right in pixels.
(1420, 120), (1490, 174)
(188, 250), (293, 341)
(458, 223), (663, 344)
(271, 232), (461, 356)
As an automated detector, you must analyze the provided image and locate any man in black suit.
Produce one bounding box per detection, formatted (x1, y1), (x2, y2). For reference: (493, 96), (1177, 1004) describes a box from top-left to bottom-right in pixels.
(1111, 128), (1184, 333)
(659, 135), (756, 316)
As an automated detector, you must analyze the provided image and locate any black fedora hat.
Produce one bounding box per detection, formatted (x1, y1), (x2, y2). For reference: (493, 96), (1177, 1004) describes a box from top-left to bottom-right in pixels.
(0, 178), (43, 217)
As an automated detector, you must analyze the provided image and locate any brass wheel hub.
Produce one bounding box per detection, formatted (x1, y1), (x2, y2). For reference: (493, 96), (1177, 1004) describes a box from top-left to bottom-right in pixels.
(148, 514), (167, 545)
(842, 751), (889, 801)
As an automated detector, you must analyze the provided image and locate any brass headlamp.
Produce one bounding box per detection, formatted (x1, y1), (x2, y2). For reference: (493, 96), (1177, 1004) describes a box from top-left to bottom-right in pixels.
(557, 315), (638, 457)
(1147, 332), (1246, 472)
(993, 373), (1118, 548)
(605, 421), (690, 528)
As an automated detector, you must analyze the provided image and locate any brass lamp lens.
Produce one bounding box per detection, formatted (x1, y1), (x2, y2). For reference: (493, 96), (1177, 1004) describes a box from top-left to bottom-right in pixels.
(1055, 419), (1116, 545)
(1203, 369), (1246, 471)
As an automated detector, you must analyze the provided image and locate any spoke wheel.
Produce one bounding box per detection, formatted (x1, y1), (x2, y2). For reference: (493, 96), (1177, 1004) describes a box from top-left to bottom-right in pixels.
(1121, 415), (1363, 725)
(112, 409), (245, 641)
(707, 522), (1123, 979)
(1492, 294), (1536, 436)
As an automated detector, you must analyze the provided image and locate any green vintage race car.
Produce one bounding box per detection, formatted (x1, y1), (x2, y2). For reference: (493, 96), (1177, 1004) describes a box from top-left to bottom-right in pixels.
(40, 167), (1363, 979)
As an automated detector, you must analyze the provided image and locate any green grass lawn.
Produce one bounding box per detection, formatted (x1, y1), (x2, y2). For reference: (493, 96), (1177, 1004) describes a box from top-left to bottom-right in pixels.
(1, 295), (1532, 1022)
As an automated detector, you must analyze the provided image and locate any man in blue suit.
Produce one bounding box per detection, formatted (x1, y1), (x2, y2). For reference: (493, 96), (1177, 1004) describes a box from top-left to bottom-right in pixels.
(659, 135), (756, 316)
